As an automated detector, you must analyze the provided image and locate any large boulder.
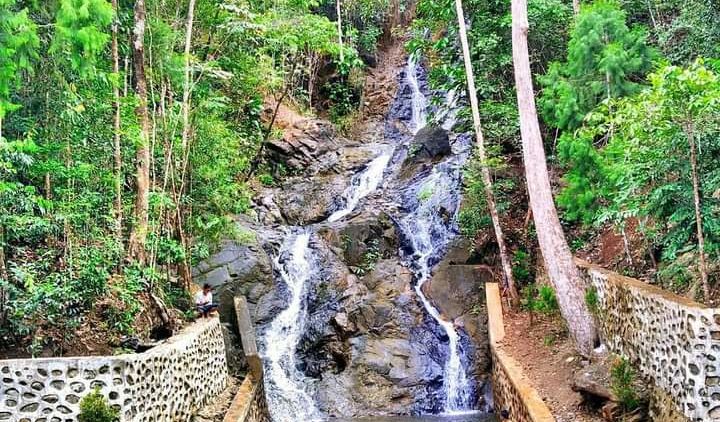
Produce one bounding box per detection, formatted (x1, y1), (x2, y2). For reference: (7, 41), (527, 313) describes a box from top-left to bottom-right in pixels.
(192, 223), (274, 327)
(423, 239), (494, 380)
(266, 119), (343, 174)
(405, 126), (450, 164)
(274, 174), (347, 225)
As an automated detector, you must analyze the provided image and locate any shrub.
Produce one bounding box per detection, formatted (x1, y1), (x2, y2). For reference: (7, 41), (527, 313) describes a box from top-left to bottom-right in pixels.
(610, 357), (640, 412)
(585, 286), (600, 315)
(521, 283), (559, 314)
(79, 388), (119, 422)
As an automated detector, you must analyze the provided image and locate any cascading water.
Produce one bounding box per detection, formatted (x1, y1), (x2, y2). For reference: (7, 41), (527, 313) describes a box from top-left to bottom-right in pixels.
(407, 54), (428, 134)
(400, 56), (475, 413)
(328, 147), (393, 222)
(262, 231), (324, 422)
(398, 169), (474, 413)
(261, 55), (480, 421)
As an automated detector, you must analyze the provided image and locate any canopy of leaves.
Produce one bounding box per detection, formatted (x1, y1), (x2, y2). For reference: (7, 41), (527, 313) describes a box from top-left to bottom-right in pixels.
(539, 0), (656, 131)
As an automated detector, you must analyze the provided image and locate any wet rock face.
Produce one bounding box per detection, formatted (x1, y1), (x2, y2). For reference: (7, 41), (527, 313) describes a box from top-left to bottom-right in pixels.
(399, 126), (451, 180)
(274, 174), (348, 225)
(192, 228), (275, 326)
(423, 240), (493, 382)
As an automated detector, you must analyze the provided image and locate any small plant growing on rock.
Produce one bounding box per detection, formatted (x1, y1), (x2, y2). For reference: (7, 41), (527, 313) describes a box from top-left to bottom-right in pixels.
(79, 388), (119, 422)
(585, 286), (600, 316)
(610, 357), (640, 412)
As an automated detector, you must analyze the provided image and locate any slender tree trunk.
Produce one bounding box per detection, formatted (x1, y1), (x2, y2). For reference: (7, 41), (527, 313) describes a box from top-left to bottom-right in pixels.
(127, 0), (151, 265)
(181, 0), (196, 154)
(176, 0), (197, 289)
(112, 0), (123, 254)
(511, 0), (597, 355)
(686, 122), (710, 301)
(245, 60), (298, 180)
(0, 225), (6, 326)
(455, 0), (518, 302)
(573, 0), (580, 15)
(336, 0), (344, 62)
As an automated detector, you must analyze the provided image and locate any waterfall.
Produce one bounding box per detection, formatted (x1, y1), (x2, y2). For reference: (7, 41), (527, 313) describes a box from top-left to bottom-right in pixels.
(407, 54), (428, 134)
(398, 169), (474, 413)
(402, 56), (474, 413)
(328, 147), (393, 222)
(262, 231), (324, 422)
(261, 55), (477, 421)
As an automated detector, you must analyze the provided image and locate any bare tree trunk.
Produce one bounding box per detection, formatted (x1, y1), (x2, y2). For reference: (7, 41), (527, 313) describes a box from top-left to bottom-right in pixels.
(127, 0), (151, 266)
(176, 0), (197, 289)
(455, 0), (519, 302)
(573, 0), (580, 15)
(686, 122), (710, 301)
(245, 60), (298, 180)
(0, 225), (6, 326)
(181, 0), (196, 154)
(511, 0), (597, 355)
(336, 0), (344, 62)
(112, 0), (123, 254)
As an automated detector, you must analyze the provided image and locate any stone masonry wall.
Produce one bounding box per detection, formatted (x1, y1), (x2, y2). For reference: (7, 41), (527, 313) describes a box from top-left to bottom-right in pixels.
(486, 283), (555, 422)
(577, 260), (719, 421)
(0, 319), (228, 422)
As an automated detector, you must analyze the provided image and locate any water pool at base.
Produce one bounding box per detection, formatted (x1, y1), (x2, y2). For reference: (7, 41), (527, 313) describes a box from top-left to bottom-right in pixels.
(334, 413), (497, 422)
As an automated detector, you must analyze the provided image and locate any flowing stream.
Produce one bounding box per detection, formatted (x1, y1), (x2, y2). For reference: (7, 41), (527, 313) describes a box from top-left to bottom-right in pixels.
(397, 60), (474, 412)
(262, 231), (324, 422)
(328, 147), (393, 223)
(261, 55), (479, 421)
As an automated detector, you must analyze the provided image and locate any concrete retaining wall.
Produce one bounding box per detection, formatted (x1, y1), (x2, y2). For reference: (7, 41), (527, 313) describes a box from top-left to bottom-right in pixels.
(486, 283), (555, 422)
(0, 319), (228, 422)
(222, 376), (270, 422)
(222, 296), (270, 422)
(577, 261), (717, 421)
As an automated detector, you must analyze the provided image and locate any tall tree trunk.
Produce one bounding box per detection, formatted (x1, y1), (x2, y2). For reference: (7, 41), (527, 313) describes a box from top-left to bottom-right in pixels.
(127, 0), (151, 265)
(176, 0), (197, 288)
(455, 0), (518, 302)
(0, 225), (6, 326)
(511, 0), (597, 355)
(336, 0), (344, 62)
(686, 122), (710, 301)
(573, 0), (580, 15)
(181, 0), (196, 154)
(111, 0), (123, 255)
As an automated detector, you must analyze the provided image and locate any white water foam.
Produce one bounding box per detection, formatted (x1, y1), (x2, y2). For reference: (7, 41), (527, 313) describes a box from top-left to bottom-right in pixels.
(407, 54), (428, 134)
(262, 231), (324, 422)
(328, 148), (393, 222)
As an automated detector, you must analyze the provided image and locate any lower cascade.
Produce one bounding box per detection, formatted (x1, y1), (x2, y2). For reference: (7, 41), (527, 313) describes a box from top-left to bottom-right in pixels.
(262, 231), (324, 422)
(399, 168), (474, 413)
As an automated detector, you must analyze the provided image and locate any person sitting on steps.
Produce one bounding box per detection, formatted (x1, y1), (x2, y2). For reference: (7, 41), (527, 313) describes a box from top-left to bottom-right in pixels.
(195, 283), (218, 318)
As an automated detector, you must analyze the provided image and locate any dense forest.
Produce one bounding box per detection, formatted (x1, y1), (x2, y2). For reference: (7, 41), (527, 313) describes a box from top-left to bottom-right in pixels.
(1, 0), (718, 367)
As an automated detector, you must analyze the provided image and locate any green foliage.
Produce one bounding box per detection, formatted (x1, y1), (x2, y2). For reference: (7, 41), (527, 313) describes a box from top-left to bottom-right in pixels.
(351, 239), (382, 276)
(511, 249), (533, 284)
(79, 388), (119, 422)
(521, 283), (559, 314)
(610, 357), (641, 412)
(0, 0), (39, 120)
(52, 0), (114, 75)
(648, 0), (720, 64)
(539, 0), (656, 131)
(585, 286), (600, 315)
(559, 61), (720, 288)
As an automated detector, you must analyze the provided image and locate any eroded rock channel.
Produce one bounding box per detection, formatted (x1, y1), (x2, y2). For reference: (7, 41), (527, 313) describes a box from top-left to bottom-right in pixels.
(194, 56), (493, 421)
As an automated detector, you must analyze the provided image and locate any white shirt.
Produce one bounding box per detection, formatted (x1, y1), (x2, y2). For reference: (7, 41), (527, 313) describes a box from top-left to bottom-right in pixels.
(195, 290), (213, 306)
